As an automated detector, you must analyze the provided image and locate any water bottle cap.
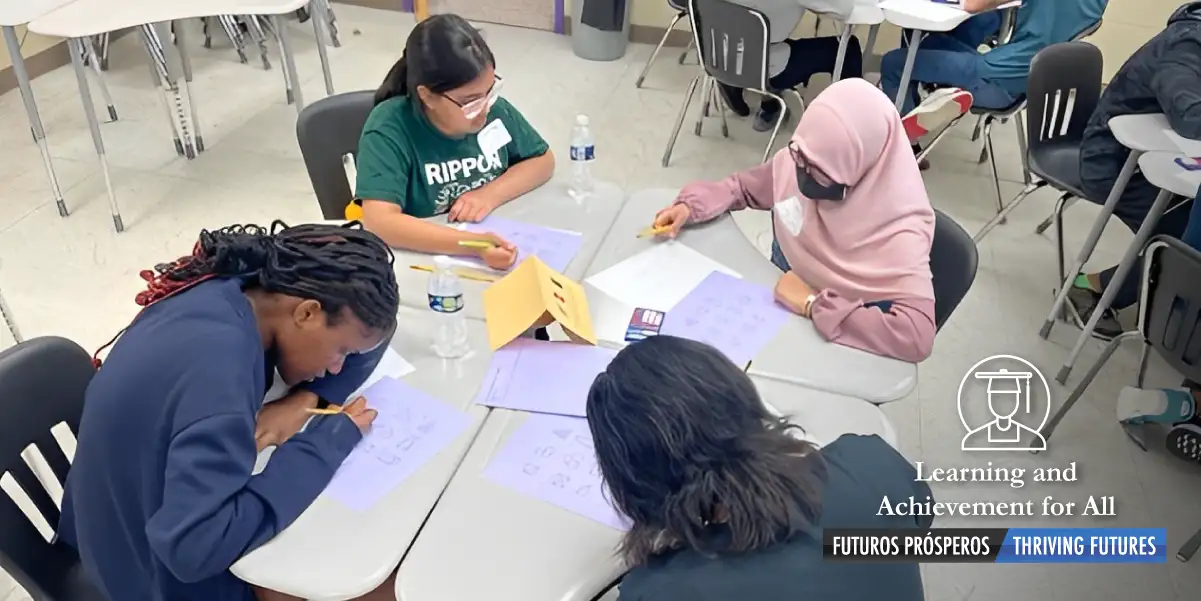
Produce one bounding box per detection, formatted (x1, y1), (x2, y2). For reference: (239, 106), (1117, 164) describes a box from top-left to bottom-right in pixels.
(576, 114), (589, 126)
(433, 255), (454, 270)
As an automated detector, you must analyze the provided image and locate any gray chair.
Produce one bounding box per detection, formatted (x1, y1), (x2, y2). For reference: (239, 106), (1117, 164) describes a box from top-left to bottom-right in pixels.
(0, 337), (103, 600)
(1034, 236), (1201, 561)
(296, 90), (375, 220)
(663, 0), (803, 166)
(972, 41), (1103, 291)
(930, 210), (978, 331)
(634, 0), (694, 88)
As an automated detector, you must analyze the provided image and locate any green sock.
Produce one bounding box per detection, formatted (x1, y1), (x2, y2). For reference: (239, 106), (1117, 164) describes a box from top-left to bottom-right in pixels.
(1073, 274), (1093, 290)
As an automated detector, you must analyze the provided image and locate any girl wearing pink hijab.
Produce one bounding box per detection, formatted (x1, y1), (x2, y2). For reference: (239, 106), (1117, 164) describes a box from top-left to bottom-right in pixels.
(654, 78), (937, 363)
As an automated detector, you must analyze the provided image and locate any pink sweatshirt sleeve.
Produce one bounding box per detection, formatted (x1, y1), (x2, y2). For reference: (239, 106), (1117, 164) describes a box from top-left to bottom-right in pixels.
(673, 161), (776, 223)
(809, 292), (936, 363)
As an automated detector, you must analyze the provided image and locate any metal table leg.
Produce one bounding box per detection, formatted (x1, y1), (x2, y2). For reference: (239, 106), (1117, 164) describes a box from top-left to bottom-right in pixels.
(275, 14), (305, 112)
(150, 22), (198, 159)
(0, 286), (21, 344)
(140, 27), (186, 156)
(67, 38), (123, 233)
(171, 20), (205, 152)
(82, 37), (118, 121)
(310, 1), (336, 96)
(1056, 187), (1173, 384)
(894, 30), (923, 112)
(832, 22), (853, 83)
(864, 23), (880, 59)
(1040, 150), (1142, 340)
(2, 25), (69, 218)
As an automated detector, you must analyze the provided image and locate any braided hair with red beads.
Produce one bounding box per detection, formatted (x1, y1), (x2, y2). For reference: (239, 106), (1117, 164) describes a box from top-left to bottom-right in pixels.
(94, 220), (400, 366)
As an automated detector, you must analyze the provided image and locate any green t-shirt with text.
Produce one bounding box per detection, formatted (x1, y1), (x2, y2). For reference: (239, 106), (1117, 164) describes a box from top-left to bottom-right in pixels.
(354, 96), (550, 217)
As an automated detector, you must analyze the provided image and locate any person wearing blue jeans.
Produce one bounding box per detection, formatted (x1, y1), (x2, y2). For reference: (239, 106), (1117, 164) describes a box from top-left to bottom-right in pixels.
(879, 0), (1108, 116)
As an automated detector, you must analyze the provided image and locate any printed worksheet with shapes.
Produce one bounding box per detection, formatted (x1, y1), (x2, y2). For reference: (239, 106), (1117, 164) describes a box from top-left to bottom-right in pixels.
(323, 377), (471, 512)
(658, 271), (792, 366)
(474, 339), (617, 417)
(483, 413), (631, 530)
(459, 216), (584, 273)
(584, 241), (742, 312)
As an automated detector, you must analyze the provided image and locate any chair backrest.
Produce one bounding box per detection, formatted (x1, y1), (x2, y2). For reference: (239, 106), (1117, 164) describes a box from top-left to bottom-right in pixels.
(687, 0), (770, 90)
(1137, 236), (1201, 382)
(296, 90), (376, 220)
(929, 210), (978, 331)
(0, 337), (97, 599)
(1024, 41), (1103, 150)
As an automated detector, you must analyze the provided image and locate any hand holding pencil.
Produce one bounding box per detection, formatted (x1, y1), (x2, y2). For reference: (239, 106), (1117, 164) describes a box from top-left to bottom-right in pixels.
(457, 231), (517, 270)
(307, 396), (377, 434)
(648, 204), (691, 239)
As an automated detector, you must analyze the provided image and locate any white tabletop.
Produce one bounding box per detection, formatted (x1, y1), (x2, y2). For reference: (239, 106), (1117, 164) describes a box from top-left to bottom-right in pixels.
(1138, 152), (1201, 199)
(231, 306), (495, 601)
(879, 0), (1020, 33)
(0, 0), (77, 27)
(392, 180), (626, 320)
(28, 0), (309, 37)
(1108, 114), (1181, 154)
(395, 381), (898, 601)
(583, 188), (918, 404)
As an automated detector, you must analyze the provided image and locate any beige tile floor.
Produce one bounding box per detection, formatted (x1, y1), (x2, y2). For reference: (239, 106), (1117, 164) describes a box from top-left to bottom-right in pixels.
(1, 5), (1198, 600)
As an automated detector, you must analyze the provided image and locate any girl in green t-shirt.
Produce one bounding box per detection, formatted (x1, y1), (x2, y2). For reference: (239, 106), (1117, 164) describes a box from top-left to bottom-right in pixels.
(355, 14), (555, 270)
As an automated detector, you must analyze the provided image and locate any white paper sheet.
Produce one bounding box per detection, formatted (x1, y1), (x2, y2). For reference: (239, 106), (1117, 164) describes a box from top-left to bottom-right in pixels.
(584, 241), (742, 312)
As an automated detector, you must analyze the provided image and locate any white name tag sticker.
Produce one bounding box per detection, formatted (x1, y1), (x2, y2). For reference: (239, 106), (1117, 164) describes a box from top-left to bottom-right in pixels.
(774, 196), (804, 236)
(477, 119), (512, 161)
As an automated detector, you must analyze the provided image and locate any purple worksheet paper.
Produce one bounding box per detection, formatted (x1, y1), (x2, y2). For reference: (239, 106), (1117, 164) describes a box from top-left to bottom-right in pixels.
(461, 216), (583, 273)
(475, 339), (617, 417)
(659, 271), (792, 366)
(483, 413), (631, 530)
(323, 377), (472, 512)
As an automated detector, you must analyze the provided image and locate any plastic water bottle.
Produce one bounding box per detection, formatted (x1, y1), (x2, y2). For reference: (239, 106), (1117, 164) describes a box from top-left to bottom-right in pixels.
(428, 256), (469, 358)
(569, 114), (595, 200)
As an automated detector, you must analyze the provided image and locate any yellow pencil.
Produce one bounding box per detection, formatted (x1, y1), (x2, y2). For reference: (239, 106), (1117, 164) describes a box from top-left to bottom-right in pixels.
(637, 225), (671, 238)
(409, 264), (499, 283)
(305, 407), (343, 416)
(457, 240), (496, 250)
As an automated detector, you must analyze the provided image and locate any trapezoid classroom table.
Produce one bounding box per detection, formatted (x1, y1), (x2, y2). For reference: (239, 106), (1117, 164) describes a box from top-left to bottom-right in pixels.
(581, 188), (917, 404)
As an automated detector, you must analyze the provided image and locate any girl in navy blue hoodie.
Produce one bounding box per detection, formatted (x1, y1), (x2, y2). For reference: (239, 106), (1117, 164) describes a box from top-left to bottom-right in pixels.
(57, 222), (401, 601)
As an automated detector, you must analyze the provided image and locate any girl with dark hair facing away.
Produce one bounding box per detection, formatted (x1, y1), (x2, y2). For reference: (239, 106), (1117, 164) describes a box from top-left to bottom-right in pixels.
(355, 14), (555, 270)
(587, 335), (932, 601)
(56, 222), (403, 601)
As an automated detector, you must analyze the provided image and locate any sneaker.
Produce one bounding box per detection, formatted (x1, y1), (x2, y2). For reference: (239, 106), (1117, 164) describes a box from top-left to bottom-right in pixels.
(901, 88), (973, 144)
(1166, 418), (1201, 465)
(1066, 286), (1125, 341)
(754, 103), (787, 133)
(716, 83), (751, 118)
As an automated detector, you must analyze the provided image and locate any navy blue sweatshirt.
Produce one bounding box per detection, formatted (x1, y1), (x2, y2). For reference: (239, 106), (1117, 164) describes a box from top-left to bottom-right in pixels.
(56, 278), (386, 601)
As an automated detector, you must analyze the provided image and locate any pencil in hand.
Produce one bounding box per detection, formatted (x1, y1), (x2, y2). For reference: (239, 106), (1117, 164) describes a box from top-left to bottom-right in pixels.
(458, 240), (496, 250)
(637, 225), (671, 239)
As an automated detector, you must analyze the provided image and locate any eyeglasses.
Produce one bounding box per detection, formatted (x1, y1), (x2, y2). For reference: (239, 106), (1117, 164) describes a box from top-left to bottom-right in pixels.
(444, 75), (504, 119)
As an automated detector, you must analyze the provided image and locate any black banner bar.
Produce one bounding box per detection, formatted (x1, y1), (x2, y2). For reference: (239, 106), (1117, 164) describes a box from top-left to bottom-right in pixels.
(822, 528), (1010, 563)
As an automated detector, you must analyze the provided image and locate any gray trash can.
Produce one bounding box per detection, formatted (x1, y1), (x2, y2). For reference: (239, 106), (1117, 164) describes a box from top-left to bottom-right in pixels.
(572, 0), (633, 61)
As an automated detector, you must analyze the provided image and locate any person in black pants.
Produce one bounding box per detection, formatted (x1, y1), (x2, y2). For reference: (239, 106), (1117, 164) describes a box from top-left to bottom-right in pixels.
(1070, 3), (1201, 339)
(718, 36), (864, 132)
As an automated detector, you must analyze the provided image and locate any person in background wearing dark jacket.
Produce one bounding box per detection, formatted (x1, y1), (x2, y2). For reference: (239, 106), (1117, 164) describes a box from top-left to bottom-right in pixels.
(587, 335), (931, 601)
(57, 222), (402, 601)
(1071, 3), (1201, 340)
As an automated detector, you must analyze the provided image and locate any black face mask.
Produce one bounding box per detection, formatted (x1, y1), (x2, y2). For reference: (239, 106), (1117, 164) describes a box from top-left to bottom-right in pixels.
(796, 165), (847, 201)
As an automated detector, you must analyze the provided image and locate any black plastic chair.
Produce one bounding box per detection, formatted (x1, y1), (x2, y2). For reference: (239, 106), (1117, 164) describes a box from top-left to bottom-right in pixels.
(972, 41), (1103, 287)
(662, 0), (804, 167)
(1036, 236), (1201, 561)
(968, 21), (1102, 237)
(296, 90), (376, 220)
(0, 337), (103, 601)
(634, 0), (692, 88)
(930, 209), (979, 331)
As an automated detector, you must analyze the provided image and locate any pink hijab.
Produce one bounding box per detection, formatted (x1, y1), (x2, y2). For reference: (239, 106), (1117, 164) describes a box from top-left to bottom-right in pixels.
(770, 78), (935, 302)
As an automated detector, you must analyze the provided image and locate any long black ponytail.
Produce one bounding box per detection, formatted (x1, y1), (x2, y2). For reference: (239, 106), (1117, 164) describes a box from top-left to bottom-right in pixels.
(374, 13), (495, 106)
